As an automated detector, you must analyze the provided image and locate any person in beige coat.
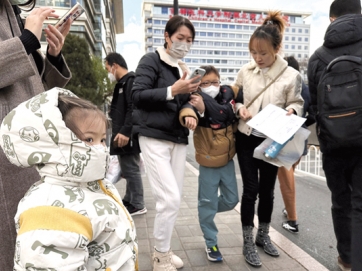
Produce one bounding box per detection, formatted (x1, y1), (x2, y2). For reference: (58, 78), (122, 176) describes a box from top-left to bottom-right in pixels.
(0, 0), (71, 269)
(232, 11), (303, 268)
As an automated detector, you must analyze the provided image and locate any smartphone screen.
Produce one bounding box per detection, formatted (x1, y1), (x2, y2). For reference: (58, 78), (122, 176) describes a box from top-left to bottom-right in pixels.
(55, 3), (85, 32)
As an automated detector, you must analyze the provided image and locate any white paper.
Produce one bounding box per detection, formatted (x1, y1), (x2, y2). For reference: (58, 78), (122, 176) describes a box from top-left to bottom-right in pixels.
(247, 104), (306, 144)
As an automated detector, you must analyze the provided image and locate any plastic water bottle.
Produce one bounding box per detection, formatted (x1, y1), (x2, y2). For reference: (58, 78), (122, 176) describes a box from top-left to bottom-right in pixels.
(264, 140), (289, 159)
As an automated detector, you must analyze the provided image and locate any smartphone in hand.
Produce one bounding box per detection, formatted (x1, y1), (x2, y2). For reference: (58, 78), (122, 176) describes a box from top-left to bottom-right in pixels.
(54, 3), (85, 32)
(189, 68), (206, 83)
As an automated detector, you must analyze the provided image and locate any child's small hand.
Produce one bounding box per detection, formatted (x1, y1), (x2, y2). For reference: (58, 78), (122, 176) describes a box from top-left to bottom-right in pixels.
(189, 94), (205, 113)
(185, 117), (197, 131)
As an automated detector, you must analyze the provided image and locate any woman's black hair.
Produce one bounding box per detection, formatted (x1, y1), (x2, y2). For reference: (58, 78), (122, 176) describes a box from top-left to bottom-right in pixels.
(163, 15), (195, 48)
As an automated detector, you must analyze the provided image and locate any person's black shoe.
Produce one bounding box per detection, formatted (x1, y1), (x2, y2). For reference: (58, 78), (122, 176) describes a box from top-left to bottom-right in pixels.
(127, 204), (147, 216)
(282, 220), (299, 234)
(122, 199), (131, 207)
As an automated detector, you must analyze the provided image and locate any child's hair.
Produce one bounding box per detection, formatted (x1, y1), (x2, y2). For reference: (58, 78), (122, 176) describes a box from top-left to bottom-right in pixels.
(249, 11), (287, 54)
(199, 65), (220, 78)
(58, 95), (109, 139)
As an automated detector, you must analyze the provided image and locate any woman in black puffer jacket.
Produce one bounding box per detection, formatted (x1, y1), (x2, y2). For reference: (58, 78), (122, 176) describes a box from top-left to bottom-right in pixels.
(131, 15), (200, 271)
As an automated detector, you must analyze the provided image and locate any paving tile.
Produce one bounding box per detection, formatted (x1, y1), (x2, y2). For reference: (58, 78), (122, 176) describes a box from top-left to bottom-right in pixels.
(115, 164), (325, 271)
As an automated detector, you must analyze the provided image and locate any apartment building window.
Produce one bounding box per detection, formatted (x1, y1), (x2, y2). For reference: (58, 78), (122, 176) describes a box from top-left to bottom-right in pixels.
(214, 50), (221, 55)
(207, 59), (213, 63)
(222, 33), (228, 38)
(200, 50), (206, 54)
(221, 60), (227, 64)
(285, 28), (289, 32)
(292, 45), (295, 49)
(192, 59), (199, 63)
(222, 42), (228, 46)
(292, 37), (295, 41)
(298, 37), (302, 41)
(222, 24), (228, 29)
(207, 41), (213, 46)
(221, 68), (227, 72)
(147, 19), (152, 24)
(154, 29), (161, 34)
(229, 51), (235, 55)
(161, 7), (168, 14)
(154, 38), (162, 44)
(305, 37), (309, 42)
(236, 34), (242, 39)
(154, 20), (161, 24)
(215, 42), (221, 46)
(215, 33), (221, 37)
(298, 54), (301, 58)
(215, 24), (221, 28)
(162, 20), (167, 25)
(200, 41), (206, 45)
(200, 23), (206, 28)
(208, 24), (214, 28)
(214, 59), (220, 64)
(193, 22), (199, 27)
(221, 51), (228, 55)
(207, 50), (213, 55)
(229, 34), (235, 38)
(200, 32), (206, 37)
(191, 50), (199, 54)
(236, 42), (242, 47)
(229, 42), (235, 47)
(285, 36), (289, 41)
(305, 29), (309, 33)
(298, 29), (302, 33)
(228, 69), (234, 73)
(304, 46), (308, 50)
(229, 24), (235, 29)
(285, 44), (289, 49)
(236, 51), (242, 56)
(208, 32), (214, 37)
(147, 28), (152, 33)
(292, 28), (295, 33)
(236, 25), (242, 30)
(243, 51), (249, 56)
(200, 59), (206, 63)
(243, 25), (249, 30)
(298, 45), (302, 49)
(243, 34), (249, 39)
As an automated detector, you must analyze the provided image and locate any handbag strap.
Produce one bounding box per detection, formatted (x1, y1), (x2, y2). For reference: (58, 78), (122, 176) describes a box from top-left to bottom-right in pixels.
(245, 66), (288, 109)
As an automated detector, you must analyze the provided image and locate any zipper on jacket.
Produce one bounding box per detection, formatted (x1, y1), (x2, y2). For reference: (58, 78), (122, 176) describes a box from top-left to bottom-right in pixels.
(328, 111), (356, 118)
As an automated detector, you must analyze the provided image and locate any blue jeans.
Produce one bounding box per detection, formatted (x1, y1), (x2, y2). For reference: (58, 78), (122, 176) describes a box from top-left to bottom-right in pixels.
(117, 153), (144, 209)
(198, 160), (239, 247)
(323, 153), (362, 270)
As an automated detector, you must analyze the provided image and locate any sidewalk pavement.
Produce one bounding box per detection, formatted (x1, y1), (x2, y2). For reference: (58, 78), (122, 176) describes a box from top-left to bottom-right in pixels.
(114, 162), (328, 271)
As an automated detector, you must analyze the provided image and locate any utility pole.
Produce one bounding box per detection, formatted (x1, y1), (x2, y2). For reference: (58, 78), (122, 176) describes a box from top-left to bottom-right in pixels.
(174, 0), (178, 15)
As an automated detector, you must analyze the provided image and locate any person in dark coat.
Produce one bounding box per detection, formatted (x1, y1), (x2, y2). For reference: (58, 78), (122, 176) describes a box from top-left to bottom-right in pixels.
(105, 52), (146, 216)
(307, 0), (362, 270)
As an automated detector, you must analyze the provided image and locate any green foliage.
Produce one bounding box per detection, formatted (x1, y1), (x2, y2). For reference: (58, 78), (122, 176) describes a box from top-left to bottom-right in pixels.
(62, 34), (113, 106)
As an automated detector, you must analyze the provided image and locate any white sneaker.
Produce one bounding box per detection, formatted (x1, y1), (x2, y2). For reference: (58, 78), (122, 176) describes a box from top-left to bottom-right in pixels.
(170, 251), (184, 268)
(153, 248), (177, 271)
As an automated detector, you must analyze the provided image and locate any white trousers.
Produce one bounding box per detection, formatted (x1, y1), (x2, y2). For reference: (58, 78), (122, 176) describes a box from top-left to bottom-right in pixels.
(139, 136), (186, 252)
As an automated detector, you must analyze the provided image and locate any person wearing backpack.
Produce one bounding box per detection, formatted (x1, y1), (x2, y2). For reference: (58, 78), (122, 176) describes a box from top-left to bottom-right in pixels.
(105, 52), (147, 216)
(308, 0), (362, 270)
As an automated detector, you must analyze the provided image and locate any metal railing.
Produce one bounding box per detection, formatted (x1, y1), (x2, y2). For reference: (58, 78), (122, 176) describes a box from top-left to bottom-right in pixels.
(296, 145), (326, 180)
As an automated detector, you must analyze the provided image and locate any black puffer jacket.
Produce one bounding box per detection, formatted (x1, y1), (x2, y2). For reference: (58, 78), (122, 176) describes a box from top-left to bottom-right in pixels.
(308, 14), (362, 114)
(131, 50), (191, 144)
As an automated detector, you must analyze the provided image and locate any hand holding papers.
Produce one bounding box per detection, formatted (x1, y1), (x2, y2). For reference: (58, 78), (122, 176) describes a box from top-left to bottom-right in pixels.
(247, 104), (310, 169)
(246, 104), (306, 144)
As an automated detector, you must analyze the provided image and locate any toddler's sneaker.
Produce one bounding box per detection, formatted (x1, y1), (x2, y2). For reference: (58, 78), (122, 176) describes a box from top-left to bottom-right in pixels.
(206, 245), (223, 262)
(153, 248), (177, 271)
(282, 220), (299, 234)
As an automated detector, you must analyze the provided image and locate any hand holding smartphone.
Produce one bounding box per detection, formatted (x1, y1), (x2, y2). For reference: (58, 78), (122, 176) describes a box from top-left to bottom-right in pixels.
(189, 68), (206, 83)
(54, 3), (85, 32)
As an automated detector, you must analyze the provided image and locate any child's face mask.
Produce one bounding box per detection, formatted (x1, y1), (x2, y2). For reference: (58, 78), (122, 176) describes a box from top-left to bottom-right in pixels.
(10, 0), (29, 4)
(201, 85), (219, 98)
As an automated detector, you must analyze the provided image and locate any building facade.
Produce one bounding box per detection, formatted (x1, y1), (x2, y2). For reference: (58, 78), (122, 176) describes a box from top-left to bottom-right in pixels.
(30, 0), (124, 58)
(143, 0), (311, 83)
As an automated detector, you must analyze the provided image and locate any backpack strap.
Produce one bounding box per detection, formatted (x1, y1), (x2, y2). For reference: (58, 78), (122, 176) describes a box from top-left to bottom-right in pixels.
(314, 46), (336, 65)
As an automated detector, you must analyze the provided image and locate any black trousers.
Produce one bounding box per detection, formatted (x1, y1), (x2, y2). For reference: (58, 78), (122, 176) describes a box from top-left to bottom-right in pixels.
(235, 131), (278, 227)
(323, 152), (362, 270)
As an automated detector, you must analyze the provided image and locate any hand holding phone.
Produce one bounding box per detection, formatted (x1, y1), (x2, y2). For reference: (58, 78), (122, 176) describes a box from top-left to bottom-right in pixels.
(189, 68), (206, 83)
(54, 3), (85, 32)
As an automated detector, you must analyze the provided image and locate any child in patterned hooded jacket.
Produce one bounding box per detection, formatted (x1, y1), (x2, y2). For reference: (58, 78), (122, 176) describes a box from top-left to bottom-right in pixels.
(0, 88), (138, 271)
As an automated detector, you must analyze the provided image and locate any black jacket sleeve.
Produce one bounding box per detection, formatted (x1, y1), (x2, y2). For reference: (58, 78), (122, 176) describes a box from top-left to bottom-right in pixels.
(119, 76), (135, 137)
(132, 53), (168, 110)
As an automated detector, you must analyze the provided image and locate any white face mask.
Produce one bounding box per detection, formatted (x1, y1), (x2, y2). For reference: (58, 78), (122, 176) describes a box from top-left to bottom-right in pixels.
(108, 72), (116, 83)
(91, 144), (107, 151)
(169, 40), (191, 59)
(10, 0), (29, 4)
(201, 85), (219, 98)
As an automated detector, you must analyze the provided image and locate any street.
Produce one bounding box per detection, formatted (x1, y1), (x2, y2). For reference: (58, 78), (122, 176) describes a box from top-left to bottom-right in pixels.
(186, 132), (340, 271)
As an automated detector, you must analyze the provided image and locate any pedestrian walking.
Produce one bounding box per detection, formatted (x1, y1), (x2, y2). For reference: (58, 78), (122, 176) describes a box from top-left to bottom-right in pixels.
(0, 88), (138, 270)
(0, 1), (71, 269)
(105, 52), (147, 217)
(132, 15), (200, 271)
(278, 56), (315, 234)
(180, 65), (239, 262)
(308, 0), (362, 270)
(233, 11), (304, 267)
